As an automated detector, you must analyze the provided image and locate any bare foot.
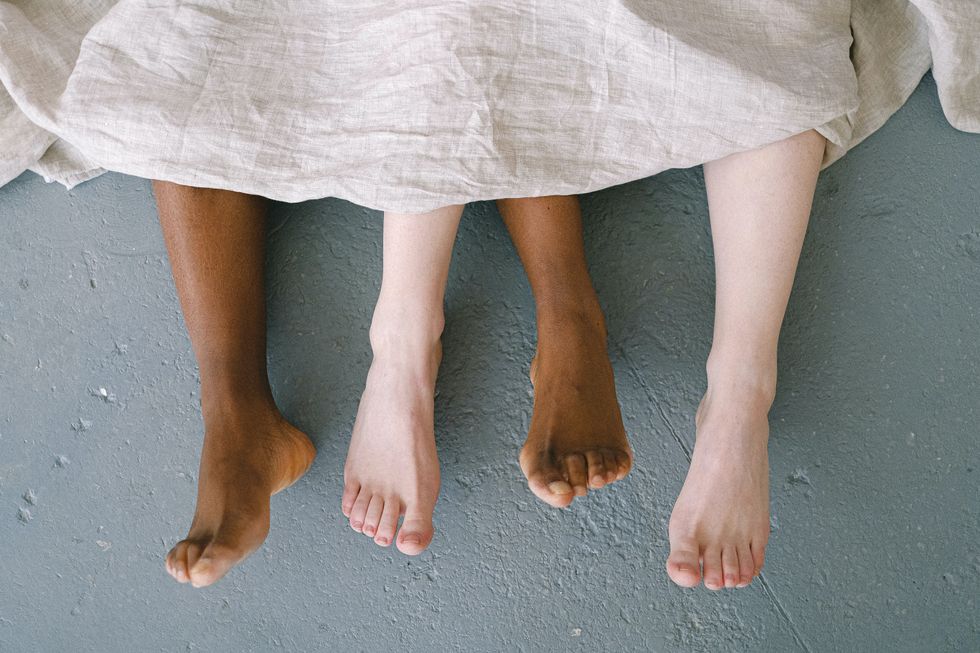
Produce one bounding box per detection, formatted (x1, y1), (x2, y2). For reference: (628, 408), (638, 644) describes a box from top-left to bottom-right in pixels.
(342, 317), (442, 555)
(666, 380), (772, 590)
(165, 403), (315, 588)
(519, 307), (632, 508)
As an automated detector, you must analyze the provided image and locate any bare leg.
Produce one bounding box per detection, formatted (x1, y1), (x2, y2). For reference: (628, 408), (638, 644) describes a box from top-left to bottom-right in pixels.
(154, 182), (315, 588)
(666, 130), (825, 590)
(342, 205), (464, 554)
(496, 196), (631, 508)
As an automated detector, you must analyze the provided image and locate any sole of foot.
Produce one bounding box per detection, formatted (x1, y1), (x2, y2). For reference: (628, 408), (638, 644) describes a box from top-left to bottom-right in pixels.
(165, 412), (315, 588)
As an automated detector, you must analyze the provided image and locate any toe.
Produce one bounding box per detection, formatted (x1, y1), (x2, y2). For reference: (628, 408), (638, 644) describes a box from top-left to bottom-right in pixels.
(614, 450), (632, 480)
(702, 547), (724, 591)
(176, 540), (200, 584)
(374, 499), (400, 547)
(665, 539), (702, 588)
(184, 541), (203, 576)
(396, 509), (434, 556)
(166, 541), (189, 583)
(188, 542), (242, 588)
(520, 453), (575, 508)
(585, 451), (607, 489)
(737, 545), (755, 587)
(530, 478), (575, 508)
(751, 537), (767, 576)
(722, 546), (740, 589)
(362, 495), (383, 538)
(348, 489), (371, 532)
(341, 481), (359, 517)
(602, 452), (619, 484)
(564, 454), (589, 496)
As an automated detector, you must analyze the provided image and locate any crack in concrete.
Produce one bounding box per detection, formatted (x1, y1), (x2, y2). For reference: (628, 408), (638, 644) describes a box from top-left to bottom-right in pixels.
(758, 575), (813, 653)
(616, 346), (813, 653)
(616, 347), (691, 460)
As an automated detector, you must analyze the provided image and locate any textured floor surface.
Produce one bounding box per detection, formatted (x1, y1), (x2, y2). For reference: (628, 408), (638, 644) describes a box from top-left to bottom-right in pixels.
(1, 75), (978, 652)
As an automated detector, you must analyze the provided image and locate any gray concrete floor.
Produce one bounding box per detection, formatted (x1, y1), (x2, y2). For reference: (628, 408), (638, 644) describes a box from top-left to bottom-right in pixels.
(1, 74), (978, 652)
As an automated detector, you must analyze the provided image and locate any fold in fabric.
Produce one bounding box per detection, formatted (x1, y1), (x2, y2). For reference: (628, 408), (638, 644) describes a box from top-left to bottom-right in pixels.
(0, 1), (976, 212)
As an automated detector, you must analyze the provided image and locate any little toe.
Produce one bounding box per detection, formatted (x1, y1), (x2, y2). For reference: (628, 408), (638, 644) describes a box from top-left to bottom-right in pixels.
(666, 540), (702, 588)
(613, 450), (633, 480)
(374, 500), (400, 547)
(396, 510), (434, 556)
(166, 541), (190, 583)
(702, 547), (724, 591)
(564, 454), (589, 496)
(341, 481), (359, 517)
(348, 489), (371, 532)
(362, 495), (383, 538)
(737, 545), (755, 587)
(751, 538), (767, 576)
(722, 546), (740, 589)
(585, 451), (607, 489)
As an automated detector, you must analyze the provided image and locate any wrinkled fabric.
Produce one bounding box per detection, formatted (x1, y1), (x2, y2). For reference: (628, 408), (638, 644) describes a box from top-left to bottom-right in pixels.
(0, 1), (976, 212)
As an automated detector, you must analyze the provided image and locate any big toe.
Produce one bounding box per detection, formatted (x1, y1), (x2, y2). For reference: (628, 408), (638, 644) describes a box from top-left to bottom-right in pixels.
(666, 544), (702, 588)
(188, 543), (245, 588)
(396, 513), (434, 556)
(520, 457), (575, 508)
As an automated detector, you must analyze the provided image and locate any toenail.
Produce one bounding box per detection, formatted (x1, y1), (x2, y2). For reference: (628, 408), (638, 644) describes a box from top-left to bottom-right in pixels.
(548, 481), (573, 495)
(376, 537), (388, 545)
(401, 534), (421, 545)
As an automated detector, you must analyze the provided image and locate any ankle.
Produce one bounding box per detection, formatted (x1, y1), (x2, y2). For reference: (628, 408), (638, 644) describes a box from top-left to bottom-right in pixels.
(535, 295), (607, 339)
(704, 352), (778, 410)
(368, 303), (444, 359)
(200, 382), (279, 425)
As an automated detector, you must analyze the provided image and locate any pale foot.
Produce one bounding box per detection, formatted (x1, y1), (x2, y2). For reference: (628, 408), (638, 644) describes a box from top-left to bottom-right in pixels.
(165, 403), (315, 588)
(666, 381), (772, 590)
(342, 319), (442, 555)
(519, 307), (632, 508)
